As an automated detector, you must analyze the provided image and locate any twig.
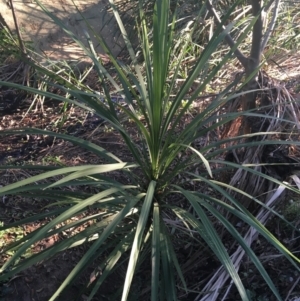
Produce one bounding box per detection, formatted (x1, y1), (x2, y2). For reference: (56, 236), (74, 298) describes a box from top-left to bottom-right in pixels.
(261, 0), (281, 52)
(284, 275), (300, 301)
(250, 0), (263, 65)
(8, 0), (27, 56)
(206, 0), (248, 69)
(264, 0), (276, 12)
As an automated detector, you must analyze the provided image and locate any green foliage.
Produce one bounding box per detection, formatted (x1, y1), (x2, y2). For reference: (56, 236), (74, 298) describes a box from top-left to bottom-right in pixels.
(284, 200), (300, 222)
(0, 26), (32, 65)
(0, 0), (299, 300)
(0, 27), (19, 64)
(0, 222), (29, 258)
(0, 222), (21, 250)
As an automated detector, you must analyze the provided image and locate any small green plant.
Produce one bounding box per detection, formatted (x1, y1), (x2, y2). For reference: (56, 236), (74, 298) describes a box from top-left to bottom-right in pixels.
(0, 0), (299, 300)
(0, 26), (33, 66)
(284, 200), (300, 222)
(0, 222), (25, 256)
(42, 156), (64, 166)
(0, 27), (19, 64)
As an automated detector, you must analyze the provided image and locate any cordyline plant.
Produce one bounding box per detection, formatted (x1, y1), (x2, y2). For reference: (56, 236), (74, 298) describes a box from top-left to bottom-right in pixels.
(0, 0), (299, 300)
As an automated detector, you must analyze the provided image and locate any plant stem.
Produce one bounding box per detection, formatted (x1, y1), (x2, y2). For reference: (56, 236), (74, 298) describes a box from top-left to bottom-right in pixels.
(8, 0), (27, 56)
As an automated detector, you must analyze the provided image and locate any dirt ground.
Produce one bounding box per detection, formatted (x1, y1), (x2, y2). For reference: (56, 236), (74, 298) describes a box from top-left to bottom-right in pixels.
(1, 0), (131, 61)
(0, 107), (114, 301)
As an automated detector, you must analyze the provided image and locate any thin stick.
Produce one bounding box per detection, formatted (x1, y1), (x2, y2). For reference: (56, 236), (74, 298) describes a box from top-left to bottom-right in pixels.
(206, 0), (248, 69)
(261, 0), (281, 52)
(8, 0), (27, 56)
